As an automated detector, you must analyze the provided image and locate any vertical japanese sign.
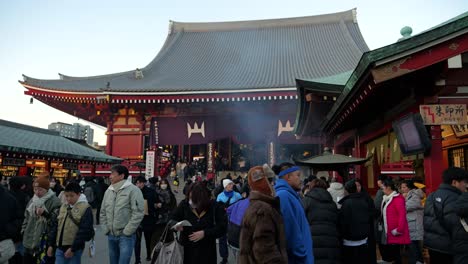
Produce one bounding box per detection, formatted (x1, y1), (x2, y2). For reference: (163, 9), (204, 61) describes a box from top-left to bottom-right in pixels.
(420, 104), (467, 125)
(145, 151), (155, 178)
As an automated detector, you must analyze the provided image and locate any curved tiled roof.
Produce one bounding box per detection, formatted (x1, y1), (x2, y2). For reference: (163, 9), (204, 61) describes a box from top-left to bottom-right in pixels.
(0, 119), (121, 163)
(21, 9), (368, 93)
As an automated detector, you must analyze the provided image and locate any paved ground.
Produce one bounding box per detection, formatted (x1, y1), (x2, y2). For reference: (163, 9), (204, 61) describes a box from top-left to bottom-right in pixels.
(82, 178), (235, 264)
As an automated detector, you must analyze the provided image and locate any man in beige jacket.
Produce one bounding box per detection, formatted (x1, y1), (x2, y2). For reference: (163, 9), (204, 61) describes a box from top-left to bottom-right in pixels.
(100, 165), (144, 264)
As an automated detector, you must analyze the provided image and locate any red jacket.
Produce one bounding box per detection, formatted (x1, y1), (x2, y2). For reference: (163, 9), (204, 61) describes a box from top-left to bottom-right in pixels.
(384, 194), (411, 245)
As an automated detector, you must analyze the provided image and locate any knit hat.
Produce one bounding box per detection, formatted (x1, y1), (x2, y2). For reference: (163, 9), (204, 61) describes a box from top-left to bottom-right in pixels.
(247, 165), (273, 196)
(222, 179), (233, 189)
(34, 173), (50, 190)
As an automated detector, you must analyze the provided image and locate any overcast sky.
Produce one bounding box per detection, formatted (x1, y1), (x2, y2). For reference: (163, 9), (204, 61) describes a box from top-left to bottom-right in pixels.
(0, 0), (466, 145)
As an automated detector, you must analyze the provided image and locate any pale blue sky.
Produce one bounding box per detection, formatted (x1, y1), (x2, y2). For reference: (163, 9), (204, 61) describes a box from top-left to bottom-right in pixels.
(0, 0), (466, 144)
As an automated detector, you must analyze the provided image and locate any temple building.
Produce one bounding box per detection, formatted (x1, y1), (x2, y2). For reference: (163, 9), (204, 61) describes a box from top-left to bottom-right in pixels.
(295, 11), (468, 193)
(20, 9), (368, 176)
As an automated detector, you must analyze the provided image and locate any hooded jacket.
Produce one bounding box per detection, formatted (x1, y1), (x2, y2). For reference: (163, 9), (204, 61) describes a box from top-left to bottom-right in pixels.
(382, 192), (410, 245)
(303, 188), (341, 264)
(405, 188), (424, 241)
(327, 182), (345, 209)
(452, 192), (468, 264)
(100, 179), (145, 236)
(423, 183), (462, 254)
(239, 191), (287, 264)
(275, 179), (314, 264)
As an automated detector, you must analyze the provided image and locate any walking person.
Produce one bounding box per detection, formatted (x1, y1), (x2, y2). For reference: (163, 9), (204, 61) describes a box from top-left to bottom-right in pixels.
(47, 182), (94, 264)
(379, 179), (410, 264)
(22, 173), (62, 264)
(100, 165), (145, 264)
(400, 179), (424, 264)
(338, 179), (373, 264)
(239, 165), (287, 264)
(0, 175), (23, 264)
(216, 179), (242, 264)
(151, 178), (177, 251)
(95, 177), (108, 225)
(169, 182), (227, 264)
(453, 191), (468, 264)
(274, 163), (314, 264)
(134, 176), (157, 263)
(424, 167), (468, 263)
(303, 178), (341, 264)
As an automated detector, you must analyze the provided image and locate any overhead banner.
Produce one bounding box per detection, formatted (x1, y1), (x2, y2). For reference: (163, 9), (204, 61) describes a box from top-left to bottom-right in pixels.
(149, 114), (321, 145)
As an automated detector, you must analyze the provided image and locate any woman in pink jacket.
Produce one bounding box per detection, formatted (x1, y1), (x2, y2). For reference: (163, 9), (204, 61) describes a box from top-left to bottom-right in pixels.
(380, 179), (410, 264)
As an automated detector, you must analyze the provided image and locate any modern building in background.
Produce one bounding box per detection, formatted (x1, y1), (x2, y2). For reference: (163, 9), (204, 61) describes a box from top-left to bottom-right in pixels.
(48, 122), (94, 145)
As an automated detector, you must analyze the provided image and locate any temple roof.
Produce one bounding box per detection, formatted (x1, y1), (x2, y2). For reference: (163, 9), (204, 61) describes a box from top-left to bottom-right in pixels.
(21, 9), (368, 94)
(0, 119), (121, 163)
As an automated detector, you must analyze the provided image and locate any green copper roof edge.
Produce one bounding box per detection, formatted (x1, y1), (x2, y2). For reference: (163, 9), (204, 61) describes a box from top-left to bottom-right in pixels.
(298, 70), (354, 86)
(321, 12), (468, 132)
(0, 145), (122, 163)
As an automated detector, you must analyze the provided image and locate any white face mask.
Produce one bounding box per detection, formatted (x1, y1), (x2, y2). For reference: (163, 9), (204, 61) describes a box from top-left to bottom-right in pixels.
(160, 184), (168, 190)
(189, 199), (197, 208)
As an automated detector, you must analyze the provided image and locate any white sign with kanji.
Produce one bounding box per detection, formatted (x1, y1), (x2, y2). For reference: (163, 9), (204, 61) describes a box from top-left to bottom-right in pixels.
(420, 104), (467, 125)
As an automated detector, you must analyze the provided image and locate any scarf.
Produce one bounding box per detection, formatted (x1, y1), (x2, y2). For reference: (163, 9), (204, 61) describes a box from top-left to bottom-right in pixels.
(381, 191), (399, 234)
(223, 190), (234, 199)
(26, 189), (55, 215)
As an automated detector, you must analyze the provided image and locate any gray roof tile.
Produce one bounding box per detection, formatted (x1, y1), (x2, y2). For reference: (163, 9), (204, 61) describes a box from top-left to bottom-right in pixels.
(0, 120), (121, 163)
(22, 9), (368, 93)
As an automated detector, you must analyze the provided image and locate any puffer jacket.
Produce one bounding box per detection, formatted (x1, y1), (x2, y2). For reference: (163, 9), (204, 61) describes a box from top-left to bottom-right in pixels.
(22, 190), (61, 250)
(452, 192), (468, 264)
(423, 183), (462, 254)
(303, 188), (341, 264)
(327, 182), (345, 209)
(405, 189), (424, 241)
(100, 180), (144, 236)
(239, 191), (287, 264)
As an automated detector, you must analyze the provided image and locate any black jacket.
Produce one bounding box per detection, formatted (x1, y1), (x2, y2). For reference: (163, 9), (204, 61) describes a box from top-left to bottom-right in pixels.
(0, 186), (23, 242)
(169, 200), (227, 264)
(338, 192), (373, 241)
(452, 192), (468, 264)
(49, 206), (94, 252)
(140, 186), (157, 227)
(303, 188), (341, 264)
(423, 184), (462, 254)
(9, 189), (30, 242)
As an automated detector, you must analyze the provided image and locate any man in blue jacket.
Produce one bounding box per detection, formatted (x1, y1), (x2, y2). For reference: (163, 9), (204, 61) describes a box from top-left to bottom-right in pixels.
(274, 163), (314, 264)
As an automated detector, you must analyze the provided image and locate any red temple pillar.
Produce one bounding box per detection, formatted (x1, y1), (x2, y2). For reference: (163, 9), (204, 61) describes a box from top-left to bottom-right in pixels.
(106, 121), (113, 155)
(424, 125), (444, 194)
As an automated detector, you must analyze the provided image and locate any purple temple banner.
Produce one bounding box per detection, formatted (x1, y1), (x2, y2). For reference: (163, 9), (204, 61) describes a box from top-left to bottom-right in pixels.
(150, 114), (321, 145)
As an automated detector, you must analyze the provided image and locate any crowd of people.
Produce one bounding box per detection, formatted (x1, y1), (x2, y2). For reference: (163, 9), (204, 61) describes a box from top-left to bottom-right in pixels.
(0, 164), (467, 264)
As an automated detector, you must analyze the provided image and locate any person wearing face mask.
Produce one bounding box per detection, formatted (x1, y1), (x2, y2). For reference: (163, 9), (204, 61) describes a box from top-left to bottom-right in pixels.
(150, 179), (177, 251)
(273, 162), (314, 264)
(169, 182), (227, 264)
(49, 177), (64, 197)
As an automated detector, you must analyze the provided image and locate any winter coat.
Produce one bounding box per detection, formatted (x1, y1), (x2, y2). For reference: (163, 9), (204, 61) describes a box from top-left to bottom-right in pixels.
(239, 191), (287, 264)
(338, 192), (373, 241)
(155, 188), (177, 225)
(22, 190), (62, 250)
(303, 188), (341, 264)
(327, 182), (345, 209)
(405, 189), (424, 241)
(275, 179), (314, 264)
(0, 186), (23, 242)
(100, 180), (145, 236)
(8, 189), (29, 242)
(226, 198), (249, 248)
(423, 183), (462, 254)
(169, 200), (227, 264)
(452, 192), (468, 264)
(216, 191), (242, 206)
(140, 186), (157, 227)
(49, 194), (94, 252)
(382, 193), (410, 245)
(374, 189), (384, 217)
